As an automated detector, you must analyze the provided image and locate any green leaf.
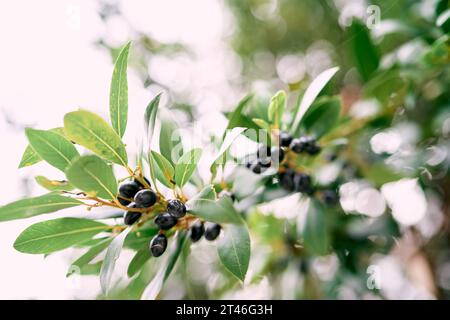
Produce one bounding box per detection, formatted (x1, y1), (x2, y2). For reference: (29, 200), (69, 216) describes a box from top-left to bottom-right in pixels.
(188, 196), (243, 225)
(0, 193), (82, 222)
(35, 176), (74, 192)
(188, 184), (217, 203)
(301, 97), (341, 138)
(141, 231), (187, 300)
(210, 127), (246, 177)
(348, 19), (380, 82)
(252, 118), (271, 131)
(423, 35), (450, 66)
(267, 90), (286, 128)
(14, 218), (110, 254)
(19, 127), (66, 168)
(217, 223), (251, 282)
(303, 200), (330, 256)
(226, 94), (257, 131)
(67, 237), (113, 277)
(291, 67), (339, 135)
(363, 70), (409, 108)
(66, 155), (118, 200)
(64, 110), (128, 166)
(128, 248), (151, 278)
(144, 93), (162, 147)
(100, 227), (132, 295)
(149, 151), (175, 188)
(174, 148), (202, 188)
(109, 42), (131, 138)
(159, 118), (182, 166)
(25, 128), (79, 172)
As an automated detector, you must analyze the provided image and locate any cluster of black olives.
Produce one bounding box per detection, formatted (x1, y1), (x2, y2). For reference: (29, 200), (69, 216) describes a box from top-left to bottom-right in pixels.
(119, 178), (157, 226)
(280, 132), (321, 155)
(150, 198), (187, 257)
(189, 221), (221, 243)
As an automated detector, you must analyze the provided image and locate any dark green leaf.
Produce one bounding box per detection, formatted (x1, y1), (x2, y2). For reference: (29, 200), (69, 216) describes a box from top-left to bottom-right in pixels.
(0, 193), (82, 222)
(301, 97), (341, 138)
(291, 67), (339, 134)
(348, 19), (380, 82)
(14, 218), (110, 254)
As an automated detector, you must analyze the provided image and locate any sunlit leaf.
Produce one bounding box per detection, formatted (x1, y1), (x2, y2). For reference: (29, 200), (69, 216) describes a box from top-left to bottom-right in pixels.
(35, 176), (74, 192)
(217, 223), (251, 282)
(64, 110), (128, 166)
(25, 128), (79, 172)
(291, 67), (339, 134)
(0, 193), (82, 222)
(14, 218), (110, 254)
(100, 227), (133, 295)
(66, 155), (118, 200)
(174, 148), (202, 188)
(110, 42), (131, 138)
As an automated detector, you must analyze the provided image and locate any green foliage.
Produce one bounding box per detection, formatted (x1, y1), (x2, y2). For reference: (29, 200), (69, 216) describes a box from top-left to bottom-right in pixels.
(149, 150), (175, 188)
(14, 218), (110, 254)
(64, 110), (128, 166)
(348, 20), (380, 82)
(110, 42), (131, 138)
(66, 155), (118, 200)
(25, 128), (79, 172)
(0, 193), (82, 222)
(217, 223), (250, 281)
(174, 148), (202, 187)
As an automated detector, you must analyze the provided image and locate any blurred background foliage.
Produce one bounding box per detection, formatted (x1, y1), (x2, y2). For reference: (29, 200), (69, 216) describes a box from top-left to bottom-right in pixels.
(96, 0), (449, 299)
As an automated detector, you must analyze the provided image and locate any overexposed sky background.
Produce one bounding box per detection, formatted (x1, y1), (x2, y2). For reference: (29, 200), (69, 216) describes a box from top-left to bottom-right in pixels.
(0, 0), (228, 299)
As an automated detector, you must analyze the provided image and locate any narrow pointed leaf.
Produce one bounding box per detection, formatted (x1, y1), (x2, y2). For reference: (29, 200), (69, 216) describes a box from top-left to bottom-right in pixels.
(268, 90), (286, 127)
(64, 110), (128, 166)
(100, 226), (132, 295)
(14, 218), (110, 254)
(303, 199), (330, 256)
(149, 151), (175, 188)
(67, 237), (113, 277)
(35, 176), (74, 192)
(25, 128), (79, 172)
(349, 20), (380, 82)
(144, 93), (162, 147)
(0, 193), (82, 222)
(174, 148), (202, 188)
(66, 155), (118, 200)
(128, 248), (151, 278)
(218, 223), (251, 282)
(159, 118), (181, 165)
(291, 67), (339, 135)
(110, 42), (131, 138)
